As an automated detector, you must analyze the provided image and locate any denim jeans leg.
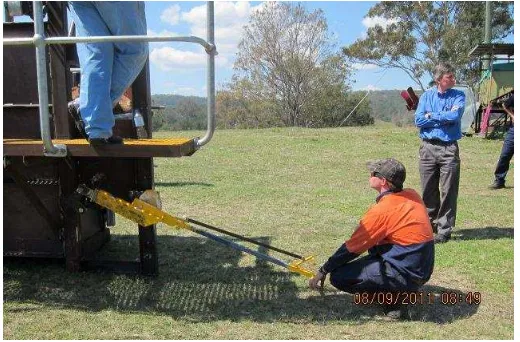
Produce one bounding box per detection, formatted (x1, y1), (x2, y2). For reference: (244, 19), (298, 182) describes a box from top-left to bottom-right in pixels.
(419, 142), (441, 232)
(494, 126), (514, 184)
(93, 1), (149, 105)
(69, 1), (115, 139)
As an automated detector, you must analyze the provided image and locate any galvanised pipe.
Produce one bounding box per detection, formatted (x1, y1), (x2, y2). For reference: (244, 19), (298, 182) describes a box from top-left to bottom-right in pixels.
(3, 35), (213, 52)
(33, 1), (67, 157)
(195, 1), (216, 148)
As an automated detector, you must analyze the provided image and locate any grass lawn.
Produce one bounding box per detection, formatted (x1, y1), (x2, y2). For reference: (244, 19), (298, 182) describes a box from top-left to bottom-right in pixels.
(3, 123), (514, 339)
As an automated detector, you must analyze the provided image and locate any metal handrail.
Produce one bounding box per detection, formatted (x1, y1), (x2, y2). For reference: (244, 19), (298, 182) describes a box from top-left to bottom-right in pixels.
(2, 1), (217, 156)
(3, 35), (214, 51)
(195, 2), (215, 148)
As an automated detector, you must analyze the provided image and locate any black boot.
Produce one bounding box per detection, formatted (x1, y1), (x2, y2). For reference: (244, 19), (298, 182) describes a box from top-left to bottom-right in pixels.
(488, 180), (505, 190)
(88, 135), (124, 146)
(68, 99), (87, 138)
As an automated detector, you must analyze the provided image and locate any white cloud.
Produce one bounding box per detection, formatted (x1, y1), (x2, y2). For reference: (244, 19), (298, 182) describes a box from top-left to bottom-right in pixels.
(150, 46), (231, 71)
(180, 2), (264, 55)
(147, 29), (181, 37)
(352, 63), (378, 70)
(147, 29), (183, 47)
(362, 85), (381, 91)
(152, 2), (264, 72)
(150, 47), (206, 70)
(160, 4), (181, 25)
(362, 16), (399, 30)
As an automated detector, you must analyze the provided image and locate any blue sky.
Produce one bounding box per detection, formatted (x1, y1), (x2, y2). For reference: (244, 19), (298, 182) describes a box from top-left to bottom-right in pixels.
(146, 1), (402, 96)
(145, 1), (514, 96)
(6, 1), (514, 96)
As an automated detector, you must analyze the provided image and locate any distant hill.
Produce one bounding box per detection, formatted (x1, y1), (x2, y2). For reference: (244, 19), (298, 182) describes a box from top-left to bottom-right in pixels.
(151, 90), (422, 128)
(352, 89), (422, 126)
(152, 94), (206, 107)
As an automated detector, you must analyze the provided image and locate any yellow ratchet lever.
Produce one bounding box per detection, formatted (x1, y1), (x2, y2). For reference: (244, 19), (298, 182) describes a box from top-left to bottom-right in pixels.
(76, 185), (316, 278)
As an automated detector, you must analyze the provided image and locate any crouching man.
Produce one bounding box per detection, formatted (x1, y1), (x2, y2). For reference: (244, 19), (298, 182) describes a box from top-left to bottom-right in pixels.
(309, 158), (434, 319)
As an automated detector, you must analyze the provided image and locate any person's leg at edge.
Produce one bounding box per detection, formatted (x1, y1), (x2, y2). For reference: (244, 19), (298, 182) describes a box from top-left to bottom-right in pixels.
(93, 1), (148, 105)
(493, 126), (514, 186)
(69, 2), (115, 139)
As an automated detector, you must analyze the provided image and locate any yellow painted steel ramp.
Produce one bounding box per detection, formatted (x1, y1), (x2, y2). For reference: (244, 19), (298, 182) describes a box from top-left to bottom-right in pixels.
(3, 138), (197, 157)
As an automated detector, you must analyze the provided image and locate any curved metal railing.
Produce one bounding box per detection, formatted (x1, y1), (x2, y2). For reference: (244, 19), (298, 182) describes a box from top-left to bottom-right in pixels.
(3, 1), (217, 157)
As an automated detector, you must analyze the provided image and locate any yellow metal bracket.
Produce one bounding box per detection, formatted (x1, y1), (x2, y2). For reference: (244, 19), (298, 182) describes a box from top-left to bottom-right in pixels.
(288, 256), (316, 278)
(93, 189), (189, 228)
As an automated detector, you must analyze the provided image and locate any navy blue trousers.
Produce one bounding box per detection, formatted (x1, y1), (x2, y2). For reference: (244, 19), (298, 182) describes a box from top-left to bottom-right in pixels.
(329, 254), (418, 294)
(494, 126), (514, 184)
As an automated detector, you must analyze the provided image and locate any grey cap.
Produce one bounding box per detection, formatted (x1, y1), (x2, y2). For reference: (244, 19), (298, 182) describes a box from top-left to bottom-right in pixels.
(367, 158), (406, 189)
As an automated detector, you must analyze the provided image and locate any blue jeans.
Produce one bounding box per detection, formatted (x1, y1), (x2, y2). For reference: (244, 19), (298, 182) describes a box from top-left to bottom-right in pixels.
(329, 254), (419, 294)
(494, 126), (514, 184)
(69, 1), (148, 139)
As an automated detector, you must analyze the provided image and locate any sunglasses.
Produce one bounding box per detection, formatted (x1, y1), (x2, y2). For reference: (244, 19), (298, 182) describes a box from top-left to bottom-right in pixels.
(371, 171), (383, 178)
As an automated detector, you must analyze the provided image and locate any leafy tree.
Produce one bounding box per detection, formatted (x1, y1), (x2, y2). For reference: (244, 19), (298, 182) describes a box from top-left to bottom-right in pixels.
(230, 2), (363, 127)
(343, 2), (514, 90)
(216, 78), (282, 129)
(150, 108), (165, 132)
(174, 98), (206, 130)
(151, 95), (206, 130)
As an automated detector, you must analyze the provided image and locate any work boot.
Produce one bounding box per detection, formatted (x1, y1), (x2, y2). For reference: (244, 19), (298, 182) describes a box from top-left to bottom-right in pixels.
(88, 135), (124, 146)
(488, 180), (505, 190)
(68, 99), (87, 138)
(434, 233), (451, 244)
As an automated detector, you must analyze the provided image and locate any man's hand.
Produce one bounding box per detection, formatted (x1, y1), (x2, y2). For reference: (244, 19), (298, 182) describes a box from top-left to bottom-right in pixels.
(308, 270), (326, 290)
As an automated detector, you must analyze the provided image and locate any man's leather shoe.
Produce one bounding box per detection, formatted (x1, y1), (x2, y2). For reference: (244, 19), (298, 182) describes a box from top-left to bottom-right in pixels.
(488, 181), (505, 190)
(88, 135), (124, 146)
(68, 99), (87, 138)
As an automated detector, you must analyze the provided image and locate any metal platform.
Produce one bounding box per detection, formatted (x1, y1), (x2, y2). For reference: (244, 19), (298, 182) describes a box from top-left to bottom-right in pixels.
(3, 138), (197, 157)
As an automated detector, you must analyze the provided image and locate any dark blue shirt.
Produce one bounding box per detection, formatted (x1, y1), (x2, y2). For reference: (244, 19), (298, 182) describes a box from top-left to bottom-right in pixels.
(414, 87), (465, 142)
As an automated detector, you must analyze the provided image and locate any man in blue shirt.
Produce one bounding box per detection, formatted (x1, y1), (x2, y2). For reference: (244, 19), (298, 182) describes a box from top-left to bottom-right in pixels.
(414, 63), (465, 244)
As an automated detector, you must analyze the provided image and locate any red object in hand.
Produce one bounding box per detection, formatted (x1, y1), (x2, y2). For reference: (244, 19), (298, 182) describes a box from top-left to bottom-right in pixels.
(401, 87), (419, 111)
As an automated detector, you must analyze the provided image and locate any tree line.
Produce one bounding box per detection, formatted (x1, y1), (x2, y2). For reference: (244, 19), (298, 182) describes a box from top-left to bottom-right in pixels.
(151, 90), (418, 131)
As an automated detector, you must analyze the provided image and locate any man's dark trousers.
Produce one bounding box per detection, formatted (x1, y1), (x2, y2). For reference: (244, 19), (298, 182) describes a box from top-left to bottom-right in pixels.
(494, 126), (514, 185)
(328, 255), (416, 294)
(419, 140), (460, 237)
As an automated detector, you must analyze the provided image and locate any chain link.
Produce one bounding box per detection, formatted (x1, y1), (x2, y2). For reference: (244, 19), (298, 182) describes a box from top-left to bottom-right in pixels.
(26, 178), (59, 186)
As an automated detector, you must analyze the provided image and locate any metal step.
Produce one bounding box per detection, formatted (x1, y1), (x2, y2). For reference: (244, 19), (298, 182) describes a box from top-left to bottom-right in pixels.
(3, 138), (197, 157)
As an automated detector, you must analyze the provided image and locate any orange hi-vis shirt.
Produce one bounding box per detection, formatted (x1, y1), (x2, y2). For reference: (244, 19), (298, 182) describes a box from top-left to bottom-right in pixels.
(345, 188), (434, 282)
(347, 189), (433, 253)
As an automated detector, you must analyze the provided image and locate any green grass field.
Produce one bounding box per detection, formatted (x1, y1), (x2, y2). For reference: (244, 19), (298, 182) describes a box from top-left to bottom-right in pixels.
(3, 123), (514, 339)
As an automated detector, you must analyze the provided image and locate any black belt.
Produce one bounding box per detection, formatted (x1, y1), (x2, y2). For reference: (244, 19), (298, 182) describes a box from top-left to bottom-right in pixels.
(422, 139), (455, 146)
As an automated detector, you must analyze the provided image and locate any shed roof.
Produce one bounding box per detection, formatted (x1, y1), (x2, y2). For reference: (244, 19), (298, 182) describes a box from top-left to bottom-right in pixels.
(469, 43), (514, 58)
